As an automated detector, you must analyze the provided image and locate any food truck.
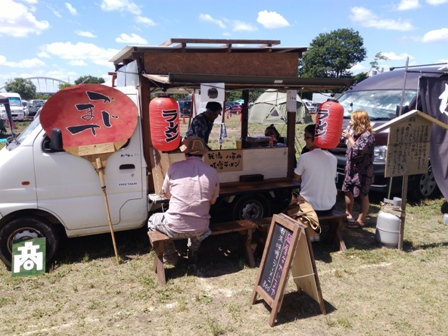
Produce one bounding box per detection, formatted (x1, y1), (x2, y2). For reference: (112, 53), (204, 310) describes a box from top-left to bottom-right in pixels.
(0, 38), (352, 267)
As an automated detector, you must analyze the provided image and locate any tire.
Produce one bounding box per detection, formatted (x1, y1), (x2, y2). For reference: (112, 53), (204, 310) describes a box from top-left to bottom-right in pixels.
(0, 216), (59, 268)
(408, 166), (440, 201)
(232, 193), (271, 220)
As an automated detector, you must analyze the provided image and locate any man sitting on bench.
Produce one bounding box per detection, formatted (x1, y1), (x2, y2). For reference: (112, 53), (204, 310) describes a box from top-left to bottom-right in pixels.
(148, 136), (220, 265)
(293, 124), (338, 241)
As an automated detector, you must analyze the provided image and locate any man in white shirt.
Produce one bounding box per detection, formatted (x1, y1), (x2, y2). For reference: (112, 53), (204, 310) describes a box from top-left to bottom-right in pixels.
(293, 124), (338, 240)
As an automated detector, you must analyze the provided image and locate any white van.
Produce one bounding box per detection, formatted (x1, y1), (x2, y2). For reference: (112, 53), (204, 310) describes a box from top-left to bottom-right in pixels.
(0, 92), (25, 121)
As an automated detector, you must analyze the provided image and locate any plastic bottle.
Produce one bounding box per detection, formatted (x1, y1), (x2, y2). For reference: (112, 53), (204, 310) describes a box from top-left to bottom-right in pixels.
(269, 136), (274, 148)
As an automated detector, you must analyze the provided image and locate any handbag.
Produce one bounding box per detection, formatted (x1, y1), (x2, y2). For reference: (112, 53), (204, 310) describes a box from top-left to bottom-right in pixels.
(284, 191), (321, 235)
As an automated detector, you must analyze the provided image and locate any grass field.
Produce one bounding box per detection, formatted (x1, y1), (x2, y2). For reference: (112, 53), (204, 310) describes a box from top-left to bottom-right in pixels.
(1, 116), (448, 335)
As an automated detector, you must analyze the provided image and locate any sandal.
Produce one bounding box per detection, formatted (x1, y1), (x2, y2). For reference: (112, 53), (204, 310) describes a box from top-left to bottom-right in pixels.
(347, 221), (366, 229)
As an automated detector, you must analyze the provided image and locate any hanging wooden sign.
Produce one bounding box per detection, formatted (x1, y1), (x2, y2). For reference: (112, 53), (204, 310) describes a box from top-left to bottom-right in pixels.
(251, 213), (325, 326)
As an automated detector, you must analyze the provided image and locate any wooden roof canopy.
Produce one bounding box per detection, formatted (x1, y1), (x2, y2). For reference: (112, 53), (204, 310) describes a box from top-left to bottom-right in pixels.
(109, 38), (353, 92)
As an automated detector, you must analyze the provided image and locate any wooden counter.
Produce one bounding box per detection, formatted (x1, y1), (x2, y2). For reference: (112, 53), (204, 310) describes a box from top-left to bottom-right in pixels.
(220, 178), (300, 196)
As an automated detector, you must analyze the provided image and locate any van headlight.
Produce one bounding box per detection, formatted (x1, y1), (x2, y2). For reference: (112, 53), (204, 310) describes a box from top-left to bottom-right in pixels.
(374, 146), (387, 162)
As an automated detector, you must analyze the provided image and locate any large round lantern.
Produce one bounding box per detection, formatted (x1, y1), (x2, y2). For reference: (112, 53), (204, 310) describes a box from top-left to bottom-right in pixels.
(149, 95), (181, 151)
(314, 99), (344, 149)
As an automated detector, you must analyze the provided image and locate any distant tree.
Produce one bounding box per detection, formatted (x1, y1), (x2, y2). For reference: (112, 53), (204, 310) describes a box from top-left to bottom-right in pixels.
(352, 52), (389, 85)
(35, 93), (51, 100)
(369, 52), (389, 72)
(74, 75), (105, 85)
(226, 90), (242, 102)
(59, 83), (73, 90)
(4, 78), (36, 100)
(353, 72), (369, 84)
(300, 28), (367, 78)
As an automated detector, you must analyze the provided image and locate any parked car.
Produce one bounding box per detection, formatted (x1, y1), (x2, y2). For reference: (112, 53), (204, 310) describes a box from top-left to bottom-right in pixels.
(302, 99), (317, 114)
(328, 64), (447, 200)
(22, 101), (30, 116)
(0, 92), (25, 121)
(225, 102), (242, 114)
(178, 100), (192, 117)
(28, 99), (45, 116)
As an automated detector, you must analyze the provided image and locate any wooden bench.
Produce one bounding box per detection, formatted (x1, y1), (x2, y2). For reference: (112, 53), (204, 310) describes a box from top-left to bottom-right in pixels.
(317, 210), (347, 252)
(147, 219), (257, 284)
(251, 210), (347, 253)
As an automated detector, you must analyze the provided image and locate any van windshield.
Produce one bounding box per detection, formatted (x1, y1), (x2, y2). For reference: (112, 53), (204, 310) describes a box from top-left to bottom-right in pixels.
(5, 117), (40, 150)
(338, 89), (417, 120)
(1, 97), (21, 107)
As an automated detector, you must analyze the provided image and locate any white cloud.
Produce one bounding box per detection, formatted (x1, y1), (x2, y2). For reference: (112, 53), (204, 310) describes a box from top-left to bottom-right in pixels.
(199, 14), (226, 29)
(41, 42), (119, 67)
(256, 10), (290, 29)
(350, 7), (415, 31)
(135, 16), (156, 27)
(69, 60), (88, 66)
(381, 52), (414, 61)
(52, 10), (62, 18)
(65, 2), (77, 16)
(37, 52), (50, 58)
(422, 28), (448, 42)
(76, 30), (96, 38)
(100, 0), (141, 15)
(397, 0), (420, 10)
(0, 55), (8, 65)
(350, 63), (367, 73)
(0, 0), (50, 37)
(0, 56), (46, 68)
(426, 0), (448, 4)
(232, 21), (257, 32)
(47, 4), (61, 18)
(115, 33), (147, 44)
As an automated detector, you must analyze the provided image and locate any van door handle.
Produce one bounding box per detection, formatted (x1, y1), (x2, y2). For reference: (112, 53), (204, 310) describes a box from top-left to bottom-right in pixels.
(119, 164), (135, 170)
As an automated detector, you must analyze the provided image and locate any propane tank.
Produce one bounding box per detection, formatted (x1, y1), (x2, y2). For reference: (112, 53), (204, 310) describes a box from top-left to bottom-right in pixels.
(375, 199), (401, 248)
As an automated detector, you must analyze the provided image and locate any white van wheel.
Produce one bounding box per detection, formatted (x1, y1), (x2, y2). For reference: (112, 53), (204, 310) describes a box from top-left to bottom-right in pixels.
(0, 217), (59, 268)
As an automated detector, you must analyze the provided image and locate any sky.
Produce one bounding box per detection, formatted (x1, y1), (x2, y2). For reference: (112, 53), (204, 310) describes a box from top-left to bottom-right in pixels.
(1, 0), (448, 92)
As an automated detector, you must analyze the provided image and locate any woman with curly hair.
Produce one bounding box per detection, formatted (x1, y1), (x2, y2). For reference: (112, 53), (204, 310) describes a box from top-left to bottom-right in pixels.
(341, 110), (375, 229)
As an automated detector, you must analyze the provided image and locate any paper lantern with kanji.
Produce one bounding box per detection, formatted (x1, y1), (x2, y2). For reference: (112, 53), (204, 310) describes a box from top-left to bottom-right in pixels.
(149, 96), (181, 151)
(314, 99), (344, 149)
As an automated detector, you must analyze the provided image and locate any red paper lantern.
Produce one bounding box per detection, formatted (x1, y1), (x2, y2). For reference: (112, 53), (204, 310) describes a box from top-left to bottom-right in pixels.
(314, 99), (344, 149)
(149, 96), (181, 151)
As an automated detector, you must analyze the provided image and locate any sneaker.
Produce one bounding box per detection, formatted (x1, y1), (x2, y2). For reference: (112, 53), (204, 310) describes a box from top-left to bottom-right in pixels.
(163, 252), (179, 265)
(310, 235), (320, 243)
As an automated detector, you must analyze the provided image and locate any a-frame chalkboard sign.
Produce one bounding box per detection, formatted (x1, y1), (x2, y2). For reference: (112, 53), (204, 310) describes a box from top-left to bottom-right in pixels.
(251, 213), (325, 326)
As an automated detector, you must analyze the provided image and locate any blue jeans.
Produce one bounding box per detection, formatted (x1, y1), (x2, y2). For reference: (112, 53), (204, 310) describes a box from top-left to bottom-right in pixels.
(147, 213), (211, 255)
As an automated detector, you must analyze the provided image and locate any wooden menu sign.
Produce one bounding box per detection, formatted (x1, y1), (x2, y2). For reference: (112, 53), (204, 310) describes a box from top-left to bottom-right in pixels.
(203, 150), (243, 172)
(251, 213), (325, 326)
(385, 114), (432, 177)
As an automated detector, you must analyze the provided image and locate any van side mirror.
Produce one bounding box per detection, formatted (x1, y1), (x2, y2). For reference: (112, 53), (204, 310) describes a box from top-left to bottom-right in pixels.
(50, 128), (63, 150)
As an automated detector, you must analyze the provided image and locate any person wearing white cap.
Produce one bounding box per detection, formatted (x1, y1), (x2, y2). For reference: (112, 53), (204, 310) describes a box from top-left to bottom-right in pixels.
(184, 101), (222, 147)
(148, 136), (220, 265)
